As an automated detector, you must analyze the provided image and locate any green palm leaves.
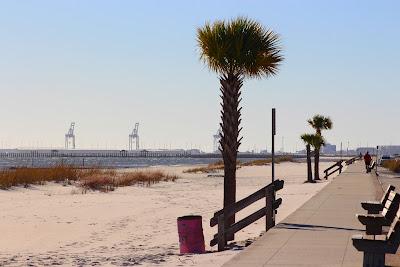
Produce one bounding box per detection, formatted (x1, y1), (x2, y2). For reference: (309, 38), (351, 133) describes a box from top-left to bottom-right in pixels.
(197, 17), (283, 78)
(301, 133), (325, 150)
(307, 115), (333, 135)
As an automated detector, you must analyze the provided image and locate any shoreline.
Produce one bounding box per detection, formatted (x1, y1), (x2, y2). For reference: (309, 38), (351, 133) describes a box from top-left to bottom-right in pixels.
(0, 162), (339, 266)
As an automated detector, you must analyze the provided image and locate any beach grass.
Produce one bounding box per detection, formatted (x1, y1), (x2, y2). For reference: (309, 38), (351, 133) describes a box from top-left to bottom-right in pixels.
(382, 160), (400, 173)
(183, 160), (226, 173)
(184, 155), (295, 173)
(0, 166), (179, 191)
(0, 165), (80, 189)
(241, 155), (295, 166)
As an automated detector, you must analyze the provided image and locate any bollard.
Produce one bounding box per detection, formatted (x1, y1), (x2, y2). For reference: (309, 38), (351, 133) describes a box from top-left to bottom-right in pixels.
(177, 215), (205, 254)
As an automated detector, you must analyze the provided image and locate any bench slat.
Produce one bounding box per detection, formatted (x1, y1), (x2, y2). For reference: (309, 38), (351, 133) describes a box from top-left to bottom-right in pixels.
(388, 191), (397, 201)
(381, 185), (396, 203)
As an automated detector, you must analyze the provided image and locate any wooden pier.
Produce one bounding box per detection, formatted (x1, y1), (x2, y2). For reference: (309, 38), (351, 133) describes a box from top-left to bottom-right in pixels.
(0, 149), (354, 159)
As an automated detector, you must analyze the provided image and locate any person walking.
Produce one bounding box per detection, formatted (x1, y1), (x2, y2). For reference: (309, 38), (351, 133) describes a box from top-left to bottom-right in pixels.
(364, 151), (372, 173)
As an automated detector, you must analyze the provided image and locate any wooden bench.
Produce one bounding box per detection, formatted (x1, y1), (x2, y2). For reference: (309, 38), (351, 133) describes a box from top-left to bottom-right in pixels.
(357, 191), (400, 235)
(361, 185), (396, 214)
(353, 208), (400, 267)
(367, 161), (376, 173)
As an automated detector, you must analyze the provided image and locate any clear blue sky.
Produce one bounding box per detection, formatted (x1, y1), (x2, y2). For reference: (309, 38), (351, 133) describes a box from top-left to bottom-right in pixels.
(0, 0), (399, 151)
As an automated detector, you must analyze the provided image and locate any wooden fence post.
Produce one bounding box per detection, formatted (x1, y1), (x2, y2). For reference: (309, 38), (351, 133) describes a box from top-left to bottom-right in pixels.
(217, 214), (225, 251)
(266, 186), (274, 231)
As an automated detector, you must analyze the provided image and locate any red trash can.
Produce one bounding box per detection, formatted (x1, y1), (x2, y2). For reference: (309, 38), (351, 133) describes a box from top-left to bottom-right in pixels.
(177, 215), (205, 254)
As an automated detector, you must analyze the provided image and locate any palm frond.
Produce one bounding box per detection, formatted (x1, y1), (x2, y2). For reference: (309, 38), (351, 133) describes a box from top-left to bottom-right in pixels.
(301, 133), (325, 149)
(300, 133), (314, 145)
(308, 114), (333, 133)
(197, 17), (283, 78)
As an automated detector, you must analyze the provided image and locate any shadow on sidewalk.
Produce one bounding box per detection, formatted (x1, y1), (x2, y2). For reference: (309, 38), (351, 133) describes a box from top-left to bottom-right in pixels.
(276, 223), (362, 232)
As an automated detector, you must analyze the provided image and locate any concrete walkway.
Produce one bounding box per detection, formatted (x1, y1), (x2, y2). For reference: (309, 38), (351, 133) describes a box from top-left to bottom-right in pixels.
(223, 161), (382, 267)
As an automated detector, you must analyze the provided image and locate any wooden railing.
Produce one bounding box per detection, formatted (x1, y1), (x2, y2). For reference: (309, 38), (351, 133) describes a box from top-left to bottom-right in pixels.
(210, 179), (284, 251)
(345, 156), (359, 165)
(323, 160), (344, 179)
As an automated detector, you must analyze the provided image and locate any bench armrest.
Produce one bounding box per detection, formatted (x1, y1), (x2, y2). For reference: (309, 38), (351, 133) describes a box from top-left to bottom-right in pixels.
(357, 214), (389, 235)
(357, 214), (388, 225)
(352, 234), (394, 254)
(361, 201), (383, 214)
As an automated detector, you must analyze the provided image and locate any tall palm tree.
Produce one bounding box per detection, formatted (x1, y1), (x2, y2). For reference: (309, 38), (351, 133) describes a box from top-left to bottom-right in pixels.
(197, 17), (283, 236)
(301, 134), (314, 183)
(307, 115), (332, 180)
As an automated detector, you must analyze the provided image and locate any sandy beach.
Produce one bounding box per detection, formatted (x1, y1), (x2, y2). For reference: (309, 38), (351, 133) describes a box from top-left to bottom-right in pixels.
(0, 162), (341, 266)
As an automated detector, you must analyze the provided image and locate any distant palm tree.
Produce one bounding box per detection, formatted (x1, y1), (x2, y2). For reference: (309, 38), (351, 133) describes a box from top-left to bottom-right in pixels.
(301, 134), (314, 183)
(307, 115), (332, 180)
(310, 134), (325, 181)
(307, 115), (332, 136)
(197, 17), (283, 236)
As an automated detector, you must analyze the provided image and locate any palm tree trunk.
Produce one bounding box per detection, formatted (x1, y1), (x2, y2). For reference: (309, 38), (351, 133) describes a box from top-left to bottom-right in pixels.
(219, 73), (243, 242)
(306, 144), (313, 182)
(314, 149), (320, 180)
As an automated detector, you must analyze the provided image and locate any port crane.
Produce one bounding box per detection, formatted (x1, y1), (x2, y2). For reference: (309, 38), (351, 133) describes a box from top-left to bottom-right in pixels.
(65, 122), (76, 149)
(213, 127), (222, 152)
(129, 123), (139, 150)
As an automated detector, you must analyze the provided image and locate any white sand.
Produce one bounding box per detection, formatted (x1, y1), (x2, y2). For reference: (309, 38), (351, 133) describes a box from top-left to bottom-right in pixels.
(0, 162), (340, 266)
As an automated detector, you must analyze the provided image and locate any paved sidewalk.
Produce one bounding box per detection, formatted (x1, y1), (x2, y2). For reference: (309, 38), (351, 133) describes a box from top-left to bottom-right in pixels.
(223, 162), (382, 267)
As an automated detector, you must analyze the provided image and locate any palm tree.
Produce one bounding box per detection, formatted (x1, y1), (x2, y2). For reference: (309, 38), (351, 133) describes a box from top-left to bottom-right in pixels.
(197, 17), (283, 236)
(310, 134), (325, 180)
(300, 134), (314, 183)
(307, 115), (332, 136)
(307, 115), (332, 179)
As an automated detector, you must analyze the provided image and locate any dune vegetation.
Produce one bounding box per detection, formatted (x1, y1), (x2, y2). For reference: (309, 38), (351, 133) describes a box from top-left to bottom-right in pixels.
(241, 155), (295, 166)
(382, 160), (400, 173)
(183, 160), (228, 174)
(0, 166), (179, 191)
(184, 156), (295, 173)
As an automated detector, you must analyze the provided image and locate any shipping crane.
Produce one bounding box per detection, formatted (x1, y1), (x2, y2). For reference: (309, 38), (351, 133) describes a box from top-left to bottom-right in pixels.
(65, 122), (76, 149)
(129, 123), (139, 150)
(213, 127), (222, 152)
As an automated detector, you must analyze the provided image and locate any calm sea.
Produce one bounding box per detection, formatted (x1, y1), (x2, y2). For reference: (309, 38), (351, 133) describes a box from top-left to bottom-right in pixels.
(0, 157), (264, 169)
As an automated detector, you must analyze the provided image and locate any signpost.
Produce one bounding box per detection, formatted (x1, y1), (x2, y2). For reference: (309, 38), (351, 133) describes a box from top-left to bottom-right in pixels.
(270, 108), (276, 228)
(376, 145), (379, 175)
(272, 108), (276, 183)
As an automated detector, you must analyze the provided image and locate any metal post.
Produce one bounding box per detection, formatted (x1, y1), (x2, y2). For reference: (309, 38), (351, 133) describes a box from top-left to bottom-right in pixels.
(270, 108), (276, 228)
(272, 108), (276, 183)
(376, 146), (379, 175)
(340, 142), (343, 160)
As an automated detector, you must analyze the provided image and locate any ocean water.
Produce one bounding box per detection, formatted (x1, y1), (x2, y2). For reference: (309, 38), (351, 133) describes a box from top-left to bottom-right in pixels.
(0, 157), (262, 169)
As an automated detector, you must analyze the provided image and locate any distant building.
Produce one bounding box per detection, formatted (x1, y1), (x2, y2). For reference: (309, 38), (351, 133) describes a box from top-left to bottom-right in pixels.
(379, 146), (400, 156)
(186, 149), (202, 155)
(296, 149), (306, 154)
(356, 147), (377, 155)
(322, 143), (336, 154)
(346, 149), (358, 156)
